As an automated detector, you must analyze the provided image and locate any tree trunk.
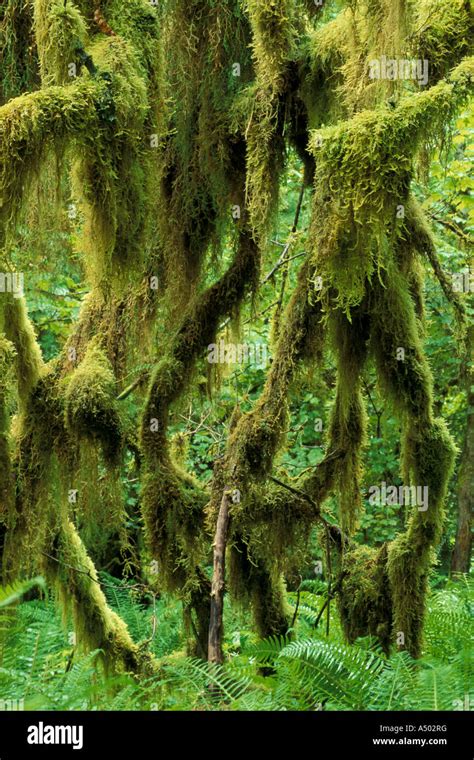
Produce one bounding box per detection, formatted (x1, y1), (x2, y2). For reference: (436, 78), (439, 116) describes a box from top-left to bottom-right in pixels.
(452, 327), (473, 573)
(208, 489), (231, 664)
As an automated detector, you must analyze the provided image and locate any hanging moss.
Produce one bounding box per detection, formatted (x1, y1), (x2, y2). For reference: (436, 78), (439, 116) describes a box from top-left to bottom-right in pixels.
(44, 519), (157, 674)
(323, 307), (369, 533)
(34, 0), (88, 86)
(183, 566), (211, 658)
(250, 562), (290, 639)
(247, 0), (296, 90)
(1, 297), (43, 412)
(217, 260), (324, 493)
(0, 0), (39, 104)
(74, 441), (128, 561)
(64, 338), (122, 464)
(369, 266), (433, 424)
(141, 459), (208, 593)
(228, 537), (289, 638)
(70, 35), (152, 289)
(402, 196), (466, 337)
(412, 0), (473, 84)
(0, 78), (106, 231)
(155, 0), (252, 295)
(4, 366), (67, 579)
(0, 334), (16, 521)
(387, 419), (456, 657)
(243, 0), (298, 240)
(338, 544), (393, 654)
(308, 57), (474, 315)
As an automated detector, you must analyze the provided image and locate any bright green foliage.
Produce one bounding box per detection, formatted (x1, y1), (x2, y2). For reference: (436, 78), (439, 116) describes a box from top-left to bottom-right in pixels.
(0, 0), (472, 683)
(1, 578), (471, 710)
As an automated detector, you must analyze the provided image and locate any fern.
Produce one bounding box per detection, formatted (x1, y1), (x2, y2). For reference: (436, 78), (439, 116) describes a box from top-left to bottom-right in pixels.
(278, 638), (385, 710)
(0, 577), (45, 609)
(0, 579), (471, 711)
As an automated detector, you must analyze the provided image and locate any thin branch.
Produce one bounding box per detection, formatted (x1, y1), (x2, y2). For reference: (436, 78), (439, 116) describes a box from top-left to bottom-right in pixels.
(428, 212), (473, 246)
(422, 240), (467, 323)
(41, 551), (155, 595)
(290, 577), (302, 630)
(116, 372), (149, 401)
(268, 473), (352, 546)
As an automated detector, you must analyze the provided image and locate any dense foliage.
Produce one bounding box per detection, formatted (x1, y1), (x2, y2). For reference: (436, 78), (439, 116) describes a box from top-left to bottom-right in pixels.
(0, 0), (472, 711)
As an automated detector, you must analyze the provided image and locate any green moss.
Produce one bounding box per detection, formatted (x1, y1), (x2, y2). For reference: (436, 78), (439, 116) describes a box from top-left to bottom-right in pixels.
(1, 297), (43, 411)
(338, 544), (393, 654)
(156, 0), (252, 294)
(45, 519), (157, 674)
(324, 307), (369, 533)
(141, 228), (259, 458)
(34, 0), (87, 85)
(218, 260), (324, 493)
(412, 0), (473, 83)
(308, 58), (474, 314)
(0, 0), (39, 104)
(0, 78), (105, 231)
(229, 538), (289, 638)
(3, 366), (68, 578)
(369, 265), (433, 423)
(247, 0), (296, 91)
(0, 334), (16, 520)
(388, 420), (456, 658)
(1, 0), (469, 662)
(141, 459), (208, 594)
(243, 0), (298, 240)
(64, 338), (122, 463)
(337, 421), (455, 657)
(70, 35), (151, 289)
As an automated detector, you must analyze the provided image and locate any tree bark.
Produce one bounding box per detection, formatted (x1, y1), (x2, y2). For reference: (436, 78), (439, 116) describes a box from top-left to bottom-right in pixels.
(208, 489), (231, 664)
(452, 327), (473, 574)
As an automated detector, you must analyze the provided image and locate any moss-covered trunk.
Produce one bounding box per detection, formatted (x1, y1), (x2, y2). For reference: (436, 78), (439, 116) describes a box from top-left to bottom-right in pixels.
(451, 326), (473, 574)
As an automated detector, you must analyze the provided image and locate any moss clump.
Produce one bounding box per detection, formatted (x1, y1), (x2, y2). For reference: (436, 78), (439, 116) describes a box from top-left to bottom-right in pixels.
(247, 0), (296, 91)
(141, 459), (208, 594)
(45, 519), (157, 675)
(70, 35), (151, 290)
(388, 419), (456, 658)
(0, 334), (16, 520)
(64, 339), (122, 463)
(308, 58), (474, 314)
(1, 297), (43, 412)
(0, 78), (106, 231)
(229, 538), (289, 639)
(412, 0), (474, 84)
(338, 545), (393, 654)
(33, 0), (88, 86)
(369, 265), (433, 424)
(0, 0), (39, 104)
